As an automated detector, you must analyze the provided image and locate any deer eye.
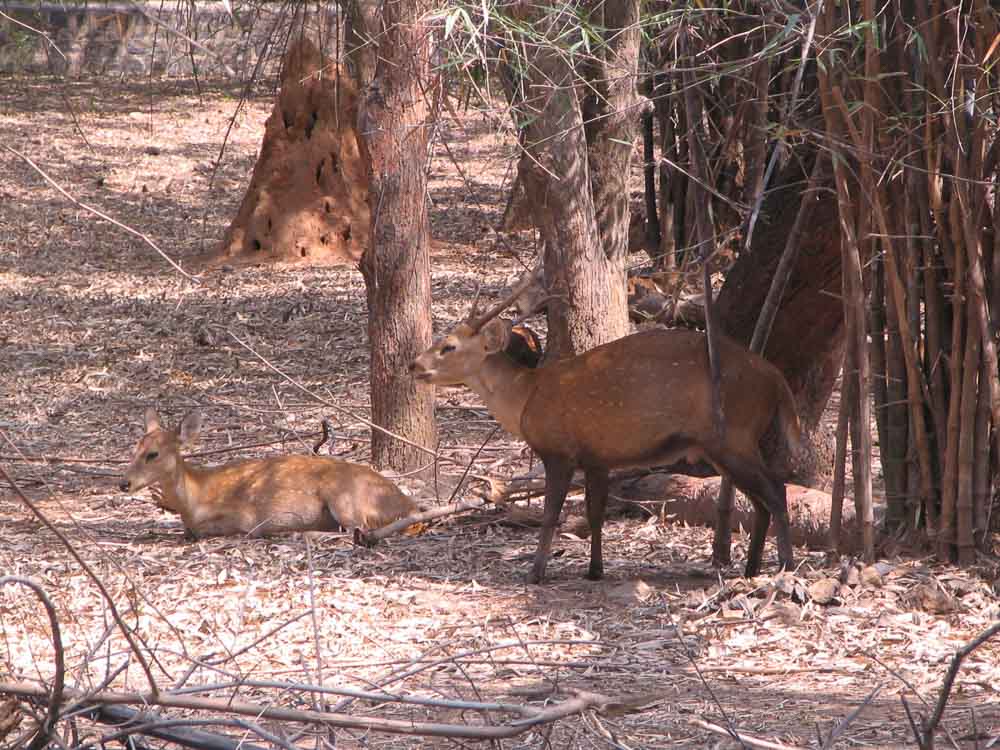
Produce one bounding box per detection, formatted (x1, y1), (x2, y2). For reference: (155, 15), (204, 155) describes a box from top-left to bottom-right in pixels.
(440, 344), (456, 355)
(145, 451), (159, 463)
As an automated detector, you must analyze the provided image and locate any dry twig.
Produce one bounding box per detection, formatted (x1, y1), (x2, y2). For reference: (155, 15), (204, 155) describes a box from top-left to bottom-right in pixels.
(0, 578), (64, 750)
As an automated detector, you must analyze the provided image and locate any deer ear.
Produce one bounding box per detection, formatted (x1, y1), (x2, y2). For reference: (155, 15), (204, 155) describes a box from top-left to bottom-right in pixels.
(179, 411), (203, 445)
(481, 318), (511, 355)
(144, 408), (161, 434)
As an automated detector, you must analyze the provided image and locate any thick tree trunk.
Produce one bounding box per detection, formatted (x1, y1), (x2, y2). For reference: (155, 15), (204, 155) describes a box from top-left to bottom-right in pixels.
(342, 0), (378, 88)
(357, 1), (438, 472)
(715, 152), (844, 481)
(581, 0), (642, 269)
(515, 5), (634, 358)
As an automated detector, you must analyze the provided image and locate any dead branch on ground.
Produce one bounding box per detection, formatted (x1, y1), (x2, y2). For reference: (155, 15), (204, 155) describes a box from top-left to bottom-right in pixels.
(0, 465), (161, 697)
(359, 497), (491, 543)
(79, 703), (270, 750)
(690, 718), (807, 750)
(0, 680), (645, 742)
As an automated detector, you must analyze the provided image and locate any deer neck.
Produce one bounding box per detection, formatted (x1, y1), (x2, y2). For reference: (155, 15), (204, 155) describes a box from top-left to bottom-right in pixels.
(463, 354), (538, 439)
(157, 458), (201, 520)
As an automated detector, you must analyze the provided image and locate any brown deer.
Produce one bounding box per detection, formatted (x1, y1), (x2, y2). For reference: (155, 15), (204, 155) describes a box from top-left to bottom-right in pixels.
(120, 409), (416, 538)
(409, 279), (800, 582)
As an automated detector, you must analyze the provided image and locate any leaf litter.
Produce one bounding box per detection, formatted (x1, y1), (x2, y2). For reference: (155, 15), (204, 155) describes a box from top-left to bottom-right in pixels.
(0, 76), (998, 748)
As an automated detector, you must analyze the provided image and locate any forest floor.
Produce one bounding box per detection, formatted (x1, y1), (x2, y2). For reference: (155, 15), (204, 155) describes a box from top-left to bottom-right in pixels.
(1, 76), (999, 749)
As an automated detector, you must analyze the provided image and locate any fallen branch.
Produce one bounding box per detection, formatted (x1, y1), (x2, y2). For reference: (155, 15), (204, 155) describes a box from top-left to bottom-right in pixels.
(0, 578), (64, 750)
(82, 703), (269, 750)
(0, 466), (161, 697)
(819, 685), (880, 750)
(0, 681), (635, 741)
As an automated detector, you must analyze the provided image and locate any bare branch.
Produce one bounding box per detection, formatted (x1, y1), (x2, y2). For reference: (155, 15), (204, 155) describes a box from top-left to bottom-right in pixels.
(0, 466), (161, 698)
(0, 578), (64, 750)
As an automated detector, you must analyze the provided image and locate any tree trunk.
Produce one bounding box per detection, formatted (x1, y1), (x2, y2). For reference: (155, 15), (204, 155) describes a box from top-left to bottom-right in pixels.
(357, 0), (438, 472)
(342, 0), (378, 88)
(515, 4), (635, 358)
(715, 152), (843, 483)
(581, 0), (642, 270)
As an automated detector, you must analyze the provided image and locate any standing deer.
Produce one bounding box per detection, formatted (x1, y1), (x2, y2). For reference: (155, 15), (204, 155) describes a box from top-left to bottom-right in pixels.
(120, 409), (416, 538)
(409, 280), (800, 582)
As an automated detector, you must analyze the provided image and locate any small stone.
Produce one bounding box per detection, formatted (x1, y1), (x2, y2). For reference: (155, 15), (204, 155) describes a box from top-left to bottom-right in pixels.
(808, 578), (841, 605)
(860, 565), (883, 587)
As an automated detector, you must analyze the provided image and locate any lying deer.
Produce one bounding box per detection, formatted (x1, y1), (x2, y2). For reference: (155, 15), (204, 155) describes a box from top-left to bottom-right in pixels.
(120, 409), (416, 538)
(410, 278), (800, 582)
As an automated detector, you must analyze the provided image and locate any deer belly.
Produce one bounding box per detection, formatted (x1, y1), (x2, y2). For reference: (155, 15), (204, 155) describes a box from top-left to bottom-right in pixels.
(257, 496), (333, 532)
(188, 506), (257, 537)
(581, 433), (708, 470)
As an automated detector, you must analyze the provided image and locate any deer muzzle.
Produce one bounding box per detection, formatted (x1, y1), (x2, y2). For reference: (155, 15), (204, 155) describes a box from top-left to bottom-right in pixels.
(408, 358), (433, 381)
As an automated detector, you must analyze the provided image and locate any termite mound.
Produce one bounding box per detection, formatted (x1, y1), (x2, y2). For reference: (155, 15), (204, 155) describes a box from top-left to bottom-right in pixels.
(206, 36), (369, 267)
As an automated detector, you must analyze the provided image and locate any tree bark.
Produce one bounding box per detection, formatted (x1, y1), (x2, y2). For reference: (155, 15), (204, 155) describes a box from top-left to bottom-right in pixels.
(342, 0), (378, 88)
(515, 3), (635, 358)
(581, 0), (643, 270)
(357, 0), (438, 472)
(715, 152), (843, 486)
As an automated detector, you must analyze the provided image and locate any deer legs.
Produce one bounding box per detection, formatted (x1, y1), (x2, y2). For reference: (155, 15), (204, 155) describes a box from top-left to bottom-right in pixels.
(721, 456), (795, 577)
(528, 460), (610, 583)
(585, 468), (609, 581)
(528, 457), (574, 584)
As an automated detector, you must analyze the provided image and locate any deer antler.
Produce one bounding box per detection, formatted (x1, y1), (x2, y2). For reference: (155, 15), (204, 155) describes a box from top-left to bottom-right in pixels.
(466, 282), (483, 323)
(511, 293), (560, 329)
(467, 267), (543, 333)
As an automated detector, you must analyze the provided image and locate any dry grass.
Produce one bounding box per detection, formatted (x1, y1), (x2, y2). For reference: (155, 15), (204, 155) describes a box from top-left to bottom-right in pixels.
(1, 75), (998, 749)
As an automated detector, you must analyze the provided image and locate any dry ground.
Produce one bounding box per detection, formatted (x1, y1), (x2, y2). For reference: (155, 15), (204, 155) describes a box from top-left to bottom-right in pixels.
(1, 76), (999, 749)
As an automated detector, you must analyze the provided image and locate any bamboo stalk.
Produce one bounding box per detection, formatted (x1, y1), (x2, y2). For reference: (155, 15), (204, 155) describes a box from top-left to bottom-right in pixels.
(851, 0), (880, 558)
(883, 232), (909, 523)
(828, 351), (853, 551)
(956, 300), (980, 565)
(816, 2), (873, 562)
(905, 221), (923, 521)
(939, 211), (965, 558)
(955, 0), (1000, 530)
(869, 253), (890, 522)
(872, 190), (938, 537)
(922, 223), (948, 478)
(641, 107), (660, 260)
(973, 342), (991, 550)
(654, 73), (677, 270)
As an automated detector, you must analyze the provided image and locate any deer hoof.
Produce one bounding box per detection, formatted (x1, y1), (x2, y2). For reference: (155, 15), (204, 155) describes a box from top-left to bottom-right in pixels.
(526, 566), (545, 585)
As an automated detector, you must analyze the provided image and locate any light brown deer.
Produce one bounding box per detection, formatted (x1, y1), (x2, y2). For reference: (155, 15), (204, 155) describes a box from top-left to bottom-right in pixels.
(120, 409), (416, 538)
(409, 279), (800, 582)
